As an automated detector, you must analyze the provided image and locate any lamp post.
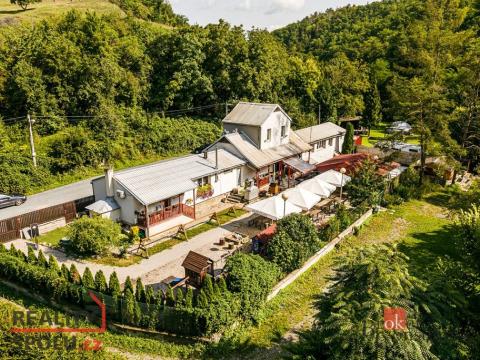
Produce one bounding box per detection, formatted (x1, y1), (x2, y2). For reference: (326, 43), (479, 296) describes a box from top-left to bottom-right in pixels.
(281, 193), (289, 218)
(339, 167), (346, 202)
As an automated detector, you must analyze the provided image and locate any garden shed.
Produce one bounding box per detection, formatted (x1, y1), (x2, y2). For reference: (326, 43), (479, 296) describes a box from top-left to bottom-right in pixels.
(182, 251), (214, 287)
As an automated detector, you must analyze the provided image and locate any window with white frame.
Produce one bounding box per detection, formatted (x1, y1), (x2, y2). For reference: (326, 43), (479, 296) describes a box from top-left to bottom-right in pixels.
(281, 125), (286, 137)
(266, 128), (272, 141)
(196, 176), (209, 186)
(328, 138), (333, 146)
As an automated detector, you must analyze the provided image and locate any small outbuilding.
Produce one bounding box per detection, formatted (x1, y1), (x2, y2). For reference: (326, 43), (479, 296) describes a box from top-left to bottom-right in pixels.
(181, 251), (214, 287)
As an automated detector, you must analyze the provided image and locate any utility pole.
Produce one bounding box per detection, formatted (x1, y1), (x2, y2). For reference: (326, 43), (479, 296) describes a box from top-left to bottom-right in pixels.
(27, 114), (37, 168)
(318, 104), (322, 124)
(225, 102), (228, 117)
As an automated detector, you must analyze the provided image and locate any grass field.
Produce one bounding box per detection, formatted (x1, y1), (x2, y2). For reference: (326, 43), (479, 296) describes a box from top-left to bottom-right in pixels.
(0, 0), (124, 23)
(361, 123), (420, 148)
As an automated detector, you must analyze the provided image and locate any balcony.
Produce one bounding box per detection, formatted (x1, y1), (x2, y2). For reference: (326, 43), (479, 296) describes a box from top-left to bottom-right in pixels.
(138, 203), (195, 227)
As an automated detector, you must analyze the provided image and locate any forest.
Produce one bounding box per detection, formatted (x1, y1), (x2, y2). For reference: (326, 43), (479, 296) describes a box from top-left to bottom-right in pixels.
(0, 0), (479, 194)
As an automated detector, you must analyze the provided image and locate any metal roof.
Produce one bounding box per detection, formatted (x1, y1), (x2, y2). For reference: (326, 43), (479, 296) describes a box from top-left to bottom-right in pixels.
(222, 131), (311, 169)
(86, 198), (119, 214)
(113, 150), (245, 205)
(295, 122), (346, 144)
(283, 157), (316, 174)
(223, 102), (288, 126)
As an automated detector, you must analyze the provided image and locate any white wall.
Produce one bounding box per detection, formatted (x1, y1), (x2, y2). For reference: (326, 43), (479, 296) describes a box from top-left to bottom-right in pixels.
(113, 181), (143, 225)
(302, 135), (345, 164)
(260, 111), (290, 150)
(196, 168), (241, 204)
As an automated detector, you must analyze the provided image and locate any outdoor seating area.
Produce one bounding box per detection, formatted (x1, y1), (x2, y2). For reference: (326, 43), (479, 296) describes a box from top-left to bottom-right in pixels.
(246, 170), (351, 223)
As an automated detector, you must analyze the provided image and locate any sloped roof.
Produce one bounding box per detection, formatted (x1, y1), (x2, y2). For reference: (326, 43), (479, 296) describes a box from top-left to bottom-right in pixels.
(295, 122), (346, 144)
(223, 102), (289, 126)
(222, 131), (311, 169)
(113, 150), (245, 205)
(85, 198), (119, 214)
(182, 251), (212, 273)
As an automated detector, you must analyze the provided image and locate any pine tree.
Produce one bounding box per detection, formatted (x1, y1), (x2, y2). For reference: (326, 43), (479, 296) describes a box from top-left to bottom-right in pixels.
(166, 286), (175, 307)
(48, 255), (60, 274)
(202, 276), (215, 300)
(196, 289), (208, 308)
(94, 270), (108, 293)
(0, 243), (6, 253)
(122, 289), (136, 325)
(123, 276), (134, 296)
(27, 246), (37, 264)
(362, 80), (382, 136)
(135, 278), (146, 303)
(342, 123), (354, 154)
(217, 277), (228, 294)
(82, 267), (95, 289)
(37, 249), (48, 268)
(175, 289), (184, 307)
(60, 264), (70, 280)
(9, 244), (17, 257)
(108, 271), (121, 296)
(185, 287), (194, 308)
(145, 286), (155, 305)
(69, 264), (81, 284)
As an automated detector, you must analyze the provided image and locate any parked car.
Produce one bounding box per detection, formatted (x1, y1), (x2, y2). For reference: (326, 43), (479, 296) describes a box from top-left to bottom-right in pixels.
(386, 121), (412, 134)
(0, 194), (27, 209)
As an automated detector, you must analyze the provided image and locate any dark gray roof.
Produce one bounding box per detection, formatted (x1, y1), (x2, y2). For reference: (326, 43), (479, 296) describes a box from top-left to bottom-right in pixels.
(295, 122), (346, 144)
(113, 150), (245, 205)
(223, 102), (289, 126)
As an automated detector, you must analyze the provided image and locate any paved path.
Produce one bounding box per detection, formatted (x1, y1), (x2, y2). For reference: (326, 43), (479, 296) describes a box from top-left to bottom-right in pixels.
(5, 213), (255, 287)
(0, 178), (95, 220)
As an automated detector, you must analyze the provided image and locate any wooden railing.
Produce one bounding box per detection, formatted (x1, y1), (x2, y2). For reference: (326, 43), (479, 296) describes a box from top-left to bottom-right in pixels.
(138, 203), (196, 227)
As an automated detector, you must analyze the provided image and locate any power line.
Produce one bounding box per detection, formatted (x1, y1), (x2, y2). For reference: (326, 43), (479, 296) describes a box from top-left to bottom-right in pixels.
(0, 101), (235, 124)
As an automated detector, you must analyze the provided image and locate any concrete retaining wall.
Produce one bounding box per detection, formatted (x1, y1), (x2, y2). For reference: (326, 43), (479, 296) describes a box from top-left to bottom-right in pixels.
(267, 209), (374, 301)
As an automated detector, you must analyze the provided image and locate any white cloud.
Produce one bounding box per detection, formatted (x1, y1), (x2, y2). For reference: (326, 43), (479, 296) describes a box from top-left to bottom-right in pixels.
(266, 0), (305, 14)
(235, 0), (252, 11)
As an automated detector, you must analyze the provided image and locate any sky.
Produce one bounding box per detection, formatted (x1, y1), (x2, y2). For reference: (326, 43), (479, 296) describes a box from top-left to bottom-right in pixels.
(169, 0), (373, 31)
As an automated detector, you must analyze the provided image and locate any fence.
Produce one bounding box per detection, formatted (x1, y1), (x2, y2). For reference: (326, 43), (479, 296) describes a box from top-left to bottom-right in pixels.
(267, 209), (374, 301)
(0, 201), (78, 243)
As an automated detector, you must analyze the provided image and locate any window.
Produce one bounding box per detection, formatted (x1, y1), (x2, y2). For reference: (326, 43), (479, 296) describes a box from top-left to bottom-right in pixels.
(328, 138), (333, 146)
(281, 125), (286, 137)
(266, 128), (272, 141)
(196, 176), (209, 186)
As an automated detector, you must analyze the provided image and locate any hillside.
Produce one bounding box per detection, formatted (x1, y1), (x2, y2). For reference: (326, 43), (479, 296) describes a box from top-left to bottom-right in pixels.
(0, 0), (186, 26)
(0, 0), (124, 24)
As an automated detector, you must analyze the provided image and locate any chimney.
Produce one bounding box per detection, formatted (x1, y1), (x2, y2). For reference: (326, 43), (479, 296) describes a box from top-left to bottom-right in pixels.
(105, 167), (114, 198)
(203, 151), (208, 159)
(215, 148), (218, 169)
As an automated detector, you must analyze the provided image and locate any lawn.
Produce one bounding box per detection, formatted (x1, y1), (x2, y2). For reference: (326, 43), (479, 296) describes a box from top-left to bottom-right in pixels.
(0, 0), (124, 23)
(36, 225), (69, 247)
(361, 122), (420, 148)
(206, 191), (456, 358)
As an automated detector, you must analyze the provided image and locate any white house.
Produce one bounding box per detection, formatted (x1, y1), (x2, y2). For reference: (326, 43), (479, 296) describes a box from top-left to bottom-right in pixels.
(295, 122), (346, 164)
(90, 149), (245, 236)
(90, 102), (346, 236)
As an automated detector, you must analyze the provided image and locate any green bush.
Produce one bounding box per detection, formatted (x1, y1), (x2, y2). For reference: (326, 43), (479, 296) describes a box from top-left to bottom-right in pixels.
(224, 253), (281, 321)
(67, 216), (123, 256)
(267, 214), (323, 273)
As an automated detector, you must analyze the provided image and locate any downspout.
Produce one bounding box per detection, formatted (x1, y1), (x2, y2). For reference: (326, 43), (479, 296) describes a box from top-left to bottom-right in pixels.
(145, 205), (150, 239)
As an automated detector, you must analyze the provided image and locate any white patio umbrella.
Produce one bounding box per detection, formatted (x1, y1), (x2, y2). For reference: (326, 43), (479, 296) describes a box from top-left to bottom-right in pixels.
(315, 169), (351, 187)
(245, 195), (303, 221)
(282, 187), (321, 210)
(298, 178), (336, 198)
